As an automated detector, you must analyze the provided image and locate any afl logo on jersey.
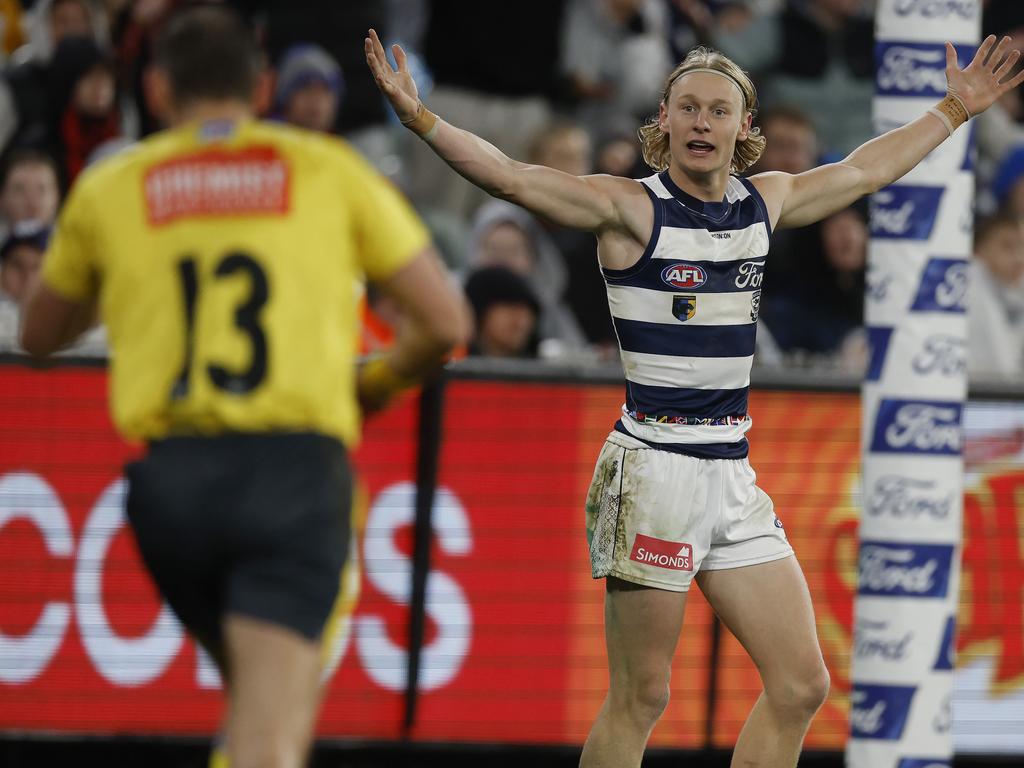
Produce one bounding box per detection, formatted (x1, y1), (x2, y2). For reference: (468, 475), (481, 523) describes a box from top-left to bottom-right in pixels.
(661, 263), (707, 289)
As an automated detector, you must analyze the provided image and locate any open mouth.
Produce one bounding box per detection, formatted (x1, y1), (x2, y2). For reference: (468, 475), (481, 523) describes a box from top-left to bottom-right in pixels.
(686, 140), (715, 156)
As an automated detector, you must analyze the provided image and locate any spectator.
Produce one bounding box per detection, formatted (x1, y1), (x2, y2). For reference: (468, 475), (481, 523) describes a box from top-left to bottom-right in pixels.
(0, 221), (48, 305)
(0, 149), (61, 239)
(272, 43), (344, 133)
(467, 199), (588, 354)
(712, 0), (873, 157)
(45, 36), (124, 186)
(969, 214), (1024, 377)
(524, 119), (618, 348)
(560, 0), (671, 136)
(992, 144), (1024, 217)
(2, 0), (109, 153)
(751, 105), (822, 286)
(406, 0), (565, 217)
(464, 265), (541, 358)
(760, 202), (868, 360)
(751, 105), (819, 176)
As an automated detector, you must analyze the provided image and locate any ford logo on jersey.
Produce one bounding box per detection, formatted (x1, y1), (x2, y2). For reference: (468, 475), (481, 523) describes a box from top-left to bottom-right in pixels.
(893, 0), (975, 19)
(869, 399), (962, 455)
(849, 684), (916, 740)
(857, 542), (954, 598)
(876, 42), (975, 98)
(910, 258), (968, 313)
(661, 263), (706, 289)
(897, 760), (951, 768)
(870, 186), (944, 240)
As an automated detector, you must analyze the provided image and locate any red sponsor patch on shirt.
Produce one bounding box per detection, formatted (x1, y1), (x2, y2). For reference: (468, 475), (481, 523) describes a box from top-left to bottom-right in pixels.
(629, 533), (694, 571)
(144, 146), (290, 225)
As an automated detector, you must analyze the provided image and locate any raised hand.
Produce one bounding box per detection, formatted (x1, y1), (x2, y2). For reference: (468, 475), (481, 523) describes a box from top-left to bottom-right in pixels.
(947, 35), (1024, 117)
(364, 28), (421, 123)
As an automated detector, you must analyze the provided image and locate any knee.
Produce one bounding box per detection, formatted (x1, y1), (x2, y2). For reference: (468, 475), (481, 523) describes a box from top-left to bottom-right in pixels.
(612, 671), (671, 728)
(767, 664), (830, 718)
(228, 733), (304, 768)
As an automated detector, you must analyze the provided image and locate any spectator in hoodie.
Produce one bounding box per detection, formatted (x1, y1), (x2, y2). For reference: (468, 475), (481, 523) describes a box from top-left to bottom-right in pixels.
(272, 43), (344, 134)
(969, 213), (1024, 377)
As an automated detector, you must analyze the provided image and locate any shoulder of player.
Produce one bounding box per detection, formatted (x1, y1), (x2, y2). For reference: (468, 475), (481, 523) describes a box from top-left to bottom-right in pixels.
(744, 171), (793, 208)
(249, 120), (365, 167)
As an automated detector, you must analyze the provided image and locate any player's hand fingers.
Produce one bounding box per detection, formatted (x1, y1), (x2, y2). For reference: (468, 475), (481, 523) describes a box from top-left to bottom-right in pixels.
(987, 36), (1011, 70)
(368, 28), (390, 70)
(393, 43), (409, 74)
(945, 41), (958, 73)
(975, 34), (997, 67)
(1003, 62), (1024, 91)
(994, 48), (1021, 79)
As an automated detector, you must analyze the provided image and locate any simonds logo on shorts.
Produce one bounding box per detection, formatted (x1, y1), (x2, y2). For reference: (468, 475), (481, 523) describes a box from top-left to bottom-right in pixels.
(870, 186), (944, 240)
(849, 684), (916, 740)
(869, 399), (962, 455)
(630, 534), (693, 571)
(857, 542), (954, 598)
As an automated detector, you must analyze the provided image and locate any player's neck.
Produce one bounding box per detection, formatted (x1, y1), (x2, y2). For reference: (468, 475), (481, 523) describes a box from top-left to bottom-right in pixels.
(666, 163), (730, 202)
(171, 100), (254, 127)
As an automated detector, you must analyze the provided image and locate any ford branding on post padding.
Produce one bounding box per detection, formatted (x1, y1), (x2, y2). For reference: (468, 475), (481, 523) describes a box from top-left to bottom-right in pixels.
(892, 0), (975, 19)
(870, 186), (944, 240)
(910, 258), (969, 313)
(857, 541), (955, 598)
(849, 684), (917, 740)
(869, 398), (962, 455)
(876, 42), (976, 98)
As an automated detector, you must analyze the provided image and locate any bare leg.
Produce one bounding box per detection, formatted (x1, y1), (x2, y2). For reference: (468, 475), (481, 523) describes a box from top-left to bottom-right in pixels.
(222, 614), (323, 768)
(579, 577), (688, 768)
(697, 557), (830, 768)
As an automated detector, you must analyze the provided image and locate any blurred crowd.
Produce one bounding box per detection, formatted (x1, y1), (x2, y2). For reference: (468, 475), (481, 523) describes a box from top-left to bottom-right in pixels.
(0, 0), (1022, 380)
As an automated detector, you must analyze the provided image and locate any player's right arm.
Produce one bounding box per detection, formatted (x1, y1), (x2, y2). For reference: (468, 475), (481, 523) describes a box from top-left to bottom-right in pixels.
(364, 29), (633, 235)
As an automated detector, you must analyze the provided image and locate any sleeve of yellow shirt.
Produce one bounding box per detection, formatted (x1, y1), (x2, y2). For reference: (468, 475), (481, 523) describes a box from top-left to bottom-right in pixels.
(41, 178), (100, 303)
(340, 147), (431, 283)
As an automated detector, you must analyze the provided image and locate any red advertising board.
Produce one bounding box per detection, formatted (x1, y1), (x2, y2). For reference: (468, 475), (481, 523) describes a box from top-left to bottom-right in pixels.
(1, 365), (1023, 752)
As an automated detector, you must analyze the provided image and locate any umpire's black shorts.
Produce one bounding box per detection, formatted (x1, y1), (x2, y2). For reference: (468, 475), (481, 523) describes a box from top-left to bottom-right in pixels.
(124, 432), (352, 653)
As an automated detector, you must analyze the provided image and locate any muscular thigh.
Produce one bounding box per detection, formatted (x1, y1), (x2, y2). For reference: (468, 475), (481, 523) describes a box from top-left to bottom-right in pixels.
(695, 556), (823, 682)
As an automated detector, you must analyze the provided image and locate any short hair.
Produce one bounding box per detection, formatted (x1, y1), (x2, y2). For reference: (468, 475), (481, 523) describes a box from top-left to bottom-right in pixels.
(974, 212), (1020, 250)
(639, 46), (765, 174)
(154, 5), (261, 105)
(0, 149), (60, 192)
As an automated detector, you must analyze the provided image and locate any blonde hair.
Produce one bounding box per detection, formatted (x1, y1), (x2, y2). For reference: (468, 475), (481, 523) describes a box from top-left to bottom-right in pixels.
(639, 47), (765, 174)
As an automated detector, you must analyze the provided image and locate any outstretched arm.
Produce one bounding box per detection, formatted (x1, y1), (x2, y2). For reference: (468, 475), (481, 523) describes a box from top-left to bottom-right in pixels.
(364, 29), (631, 234)
(752, 35), (1024, 230)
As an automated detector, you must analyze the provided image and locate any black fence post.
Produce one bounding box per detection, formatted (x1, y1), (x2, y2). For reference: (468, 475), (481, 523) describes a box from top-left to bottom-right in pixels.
(403, 375), (448, 735)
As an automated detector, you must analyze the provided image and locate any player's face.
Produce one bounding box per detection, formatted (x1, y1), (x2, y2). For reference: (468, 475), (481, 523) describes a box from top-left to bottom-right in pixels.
(0, 164), (60, 226)
(660, 71), (750, 178)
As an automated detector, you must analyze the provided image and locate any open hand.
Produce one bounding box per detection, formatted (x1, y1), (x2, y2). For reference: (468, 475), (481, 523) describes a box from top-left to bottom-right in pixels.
(364, 28), (420, 123)
(947, 35), (1024, 117)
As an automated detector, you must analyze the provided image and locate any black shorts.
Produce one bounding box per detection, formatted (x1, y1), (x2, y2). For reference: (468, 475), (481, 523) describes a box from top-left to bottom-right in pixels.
(125, 432), (352, 653)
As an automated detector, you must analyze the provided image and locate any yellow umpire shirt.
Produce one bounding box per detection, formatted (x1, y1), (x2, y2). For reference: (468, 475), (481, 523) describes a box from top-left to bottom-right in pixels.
(41, 118), (430, 447)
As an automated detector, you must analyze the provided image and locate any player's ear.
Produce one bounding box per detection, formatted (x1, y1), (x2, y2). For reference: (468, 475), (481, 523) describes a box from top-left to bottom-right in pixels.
(737, 111), (752, 142)
(658, 101), (669, 135)
(143, 66), (174, 127)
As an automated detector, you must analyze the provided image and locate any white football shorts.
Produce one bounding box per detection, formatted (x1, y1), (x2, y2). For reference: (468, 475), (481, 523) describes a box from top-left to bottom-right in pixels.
(585, 430), (793, 591)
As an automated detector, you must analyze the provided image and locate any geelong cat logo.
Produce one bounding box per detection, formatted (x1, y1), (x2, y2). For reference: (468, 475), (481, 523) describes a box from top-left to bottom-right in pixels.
(661, 263), (706, 289)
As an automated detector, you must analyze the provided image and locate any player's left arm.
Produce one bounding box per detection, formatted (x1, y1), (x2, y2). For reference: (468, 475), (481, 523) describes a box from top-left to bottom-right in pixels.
(21, 286), (97, 357)
(751, 35), (1024, 230)
(21, 181), (100, 357)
